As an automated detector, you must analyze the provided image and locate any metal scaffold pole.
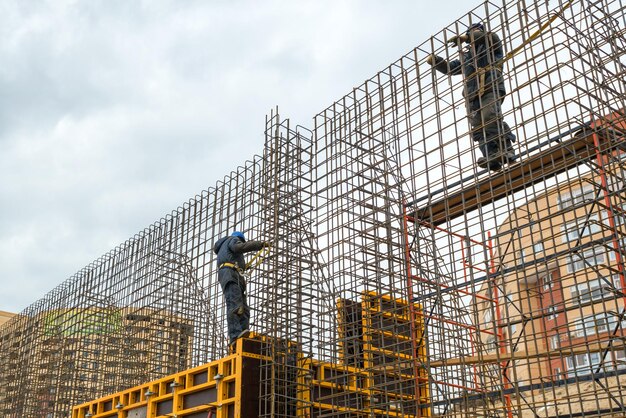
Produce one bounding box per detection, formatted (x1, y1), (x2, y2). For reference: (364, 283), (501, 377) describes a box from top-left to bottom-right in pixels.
(3, 1), (626, 417)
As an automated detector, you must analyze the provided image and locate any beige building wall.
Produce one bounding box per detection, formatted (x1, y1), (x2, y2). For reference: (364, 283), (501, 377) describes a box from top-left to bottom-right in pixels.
(0, 311), (15, 327)
(473, 168), (626, 389)
(0, 306), (193, 416)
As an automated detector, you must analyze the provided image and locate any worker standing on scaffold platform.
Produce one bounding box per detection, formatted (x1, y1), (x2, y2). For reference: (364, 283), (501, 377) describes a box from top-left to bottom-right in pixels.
(213, 231), (270, 348)
(427, 22), (516, 171)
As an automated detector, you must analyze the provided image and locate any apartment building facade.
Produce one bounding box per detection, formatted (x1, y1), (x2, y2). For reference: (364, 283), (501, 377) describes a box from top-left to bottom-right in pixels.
(474, 163), (626, 389)
(0, 307), (193, 417)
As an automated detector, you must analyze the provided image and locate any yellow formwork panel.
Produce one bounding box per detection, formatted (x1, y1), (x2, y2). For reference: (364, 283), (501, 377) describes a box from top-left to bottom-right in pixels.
(361, 292), (430, 417)
(362, 291), (430, 417)
(72, 333), (264, 418)
(308, 358), (429, 417)
(73, 291), (431, 418)
(296, 357), (313, 418)
(336, 298), (364, 368)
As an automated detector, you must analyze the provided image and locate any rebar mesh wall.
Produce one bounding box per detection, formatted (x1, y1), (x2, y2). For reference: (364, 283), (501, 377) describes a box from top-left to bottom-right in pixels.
(0, 153), (279, 416)
(310, 0), (626, 416)
(256, 111), (330, 418)
(3, 0), (626, 417)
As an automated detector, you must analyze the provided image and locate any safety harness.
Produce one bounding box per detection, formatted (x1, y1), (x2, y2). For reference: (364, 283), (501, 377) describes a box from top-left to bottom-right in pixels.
(470, 0), (575, 97)
(218, 245), (271, 275)
(219, 262), (243, 273)
(245, 245), (271, 271)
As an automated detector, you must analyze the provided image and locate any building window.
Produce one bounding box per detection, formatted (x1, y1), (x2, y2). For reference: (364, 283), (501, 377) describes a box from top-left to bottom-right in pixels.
(483, 309), (492, 325)
(617, 204), (626, 225)
(542, 274), (552, 290)
(613, 350), (626, 370)
(554, 367), (562, 380)
(566, 352), (602, 376)
(569, 350), (626, 375)
(485, 336), (498, 353)
(550, 334), (560, 350)
(607, 174), (625, 193)
(533, 241), (545, 254)
(567, 247), (606, 273)
(558, 185), (596, 210)
(561, 214), (601, 243)
(609, 238), (626, 261)
(604, 204), (626, 227)
(546, 306), (559, 320)
(574, 312), (619, 337)
(570, 278), (619, 303)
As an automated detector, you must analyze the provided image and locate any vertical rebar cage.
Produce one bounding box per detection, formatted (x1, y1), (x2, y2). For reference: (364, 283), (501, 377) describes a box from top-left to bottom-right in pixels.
(3, 0), (626, 417)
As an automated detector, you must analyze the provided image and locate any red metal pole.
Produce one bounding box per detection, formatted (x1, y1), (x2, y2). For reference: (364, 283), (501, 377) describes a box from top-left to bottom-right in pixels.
(402, 204), (426, 417)
(591, 129), (626, 305)
(488, 232), (513, 418)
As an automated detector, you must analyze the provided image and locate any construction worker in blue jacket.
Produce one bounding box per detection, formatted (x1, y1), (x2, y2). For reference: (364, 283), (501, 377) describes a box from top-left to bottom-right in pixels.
(427, 22), (516, 171)
(213, 231), (270, 347)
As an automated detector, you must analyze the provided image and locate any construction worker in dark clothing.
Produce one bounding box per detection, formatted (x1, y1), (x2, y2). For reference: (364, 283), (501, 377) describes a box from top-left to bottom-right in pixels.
(213, 231), (270, 347)
(427, 22), (516, 171)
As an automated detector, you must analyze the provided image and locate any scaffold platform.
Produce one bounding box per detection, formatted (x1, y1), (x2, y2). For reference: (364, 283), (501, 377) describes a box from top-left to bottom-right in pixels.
(410, 123), (623, 226)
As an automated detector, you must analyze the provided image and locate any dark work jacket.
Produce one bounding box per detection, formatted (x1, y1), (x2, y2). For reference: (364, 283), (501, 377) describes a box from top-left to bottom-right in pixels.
(433, 31), (506, 101)
(213, 236), (265, 287)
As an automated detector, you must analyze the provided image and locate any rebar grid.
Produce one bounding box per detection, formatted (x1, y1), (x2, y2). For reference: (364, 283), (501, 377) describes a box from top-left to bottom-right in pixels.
(0, 152), (277, 416)
(312, 0), (626, 416)
(3, 0), (626, 417)
(257, 110), (326, 418)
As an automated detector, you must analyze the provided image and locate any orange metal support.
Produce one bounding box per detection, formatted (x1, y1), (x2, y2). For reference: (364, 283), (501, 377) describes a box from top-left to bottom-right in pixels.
(591, 123), (626, 305)
(404, 200), (522, 417)
(402, 203), (428, 417)
(403, 204), (502, 403)
(487, 232), (513, 418)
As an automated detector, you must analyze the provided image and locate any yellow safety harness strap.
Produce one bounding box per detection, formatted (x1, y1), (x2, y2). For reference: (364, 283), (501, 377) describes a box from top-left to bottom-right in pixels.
(218, 245), (271, 274)
(219, 262), (242, 272)
(499, 0), (574, 67)
(245, 245), (271, 271)
(473, 0), (574, 96)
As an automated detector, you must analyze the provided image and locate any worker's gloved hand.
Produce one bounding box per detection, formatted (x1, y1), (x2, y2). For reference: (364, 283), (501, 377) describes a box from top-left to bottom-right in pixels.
(263, 241), (272, 248)
(426, 54), (436, 66)
(237, 306), (244, 315)
(447, 34), (469, 45)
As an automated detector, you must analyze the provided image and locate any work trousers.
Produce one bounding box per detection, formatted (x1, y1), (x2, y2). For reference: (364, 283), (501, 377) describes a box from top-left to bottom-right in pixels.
(468, 91), (515, 159)
(219, 272), (250, 343)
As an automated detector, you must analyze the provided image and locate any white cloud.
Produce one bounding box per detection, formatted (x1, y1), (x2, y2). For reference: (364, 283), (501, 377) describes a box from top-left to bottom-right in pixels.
(0, 0), (470, 311)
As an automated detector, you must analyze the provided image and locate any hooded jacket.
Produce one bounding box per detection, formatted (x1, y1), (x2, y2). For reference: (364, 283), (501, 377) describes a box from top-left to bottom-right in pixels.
(432, 31), (506, 100)
(213, 236), (266, 287)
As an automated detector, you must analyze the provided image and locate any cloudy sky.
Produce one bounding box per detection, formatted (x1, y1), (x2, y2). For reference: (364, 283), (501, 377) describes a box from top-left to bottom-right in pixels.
(0, 0), (470, 313)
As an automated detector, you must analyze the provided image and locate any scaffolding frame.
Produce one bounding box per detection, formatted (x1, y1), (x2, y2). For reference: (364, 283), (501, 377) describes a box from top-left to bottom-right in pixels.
(2, 0), (626, 417)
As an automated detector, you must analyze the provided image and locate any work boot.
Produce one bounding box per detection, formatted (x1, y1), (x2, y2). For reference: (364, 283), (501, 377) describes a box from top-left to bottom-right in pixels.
(504, 150), (517, 164)
(477, 157), (490, 169)
(478, 153), (504, 171)
(488, 160), (502, 171)
(229, 329), (250, 351)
